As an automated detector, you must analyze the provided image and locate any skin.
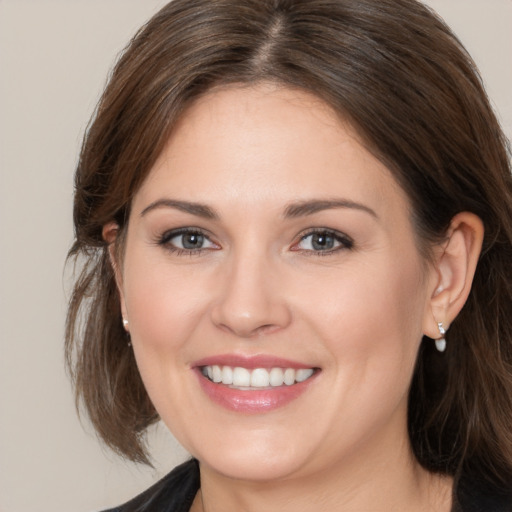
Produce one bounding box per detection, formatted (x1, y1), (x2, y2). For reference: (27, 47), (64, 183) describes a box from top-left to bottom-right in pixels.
(109, 84), (483, 511)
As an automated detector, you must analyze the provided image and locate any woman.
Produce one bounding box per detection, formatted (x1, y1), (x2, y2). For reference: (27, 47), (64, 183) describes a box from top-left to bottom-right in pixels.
(66, 0), (512, 510)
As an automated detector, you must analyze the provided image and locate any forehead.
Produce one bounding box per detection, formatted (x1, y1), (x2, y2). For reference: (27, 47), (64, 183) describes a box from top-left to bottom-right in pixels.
(134, 84), (409, 221)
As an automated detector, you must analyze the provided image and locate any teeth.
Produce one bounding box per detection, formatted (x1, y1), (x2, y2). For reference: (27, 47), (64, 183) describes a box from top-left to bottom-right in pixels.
(296, 368), (314, 382)
(284, 368), (295, 386)
(250, 368), (270, 387)
(269, 368), (284, 387)
(221, 365), (233, 385)
(212, 365), (222, 383)
(233, 367), (251, 387)
(201, 365), (315, 388)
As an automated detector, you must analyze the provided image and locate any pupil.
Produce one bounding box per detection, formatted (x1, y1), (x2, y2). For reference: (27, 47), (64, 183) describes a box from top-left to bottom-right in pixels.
(312, 233), (334, 250)
(183, 233), (203, 249)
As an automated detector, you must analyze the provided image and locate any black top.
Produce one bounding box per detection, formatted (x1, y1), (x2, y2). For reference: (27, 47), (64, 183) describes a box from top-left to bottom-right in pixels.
(102, 458), (512, 512)
(101, 459), (200, 512)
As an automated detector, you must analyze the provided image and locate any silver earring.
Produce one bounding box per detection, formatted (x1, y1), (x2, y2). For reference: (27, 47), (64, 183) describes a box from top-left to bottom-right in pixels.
(435, 322), (447, 352)
(122, 318), (132, 347)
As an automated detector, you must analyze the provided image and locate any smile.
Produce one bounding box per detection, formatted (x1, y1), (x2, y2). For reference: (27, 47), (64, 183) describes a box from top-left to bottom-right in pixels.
(201, 365), (315, 389)
(194, 357), (320, 413)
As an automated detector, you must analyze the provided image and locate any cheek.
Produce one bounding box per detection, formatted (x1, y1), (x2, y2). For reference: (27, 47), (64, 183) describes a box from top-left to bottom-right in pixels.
(306, 251), (427, 385)
(323, 257), (427, 435)
(121, 249), (212, 369)
(120, 256), (213, 437)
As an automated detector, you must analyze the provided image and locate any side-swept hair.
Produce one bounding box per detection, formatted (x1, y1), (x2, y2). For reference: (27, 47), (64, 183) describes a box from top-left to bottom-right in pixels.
(66, 0), (512, 500)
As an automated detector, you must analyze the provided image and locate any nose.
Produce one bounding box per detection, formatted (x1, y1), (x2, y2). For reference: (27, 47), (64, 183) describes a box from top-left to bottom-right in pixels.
(210, 250), (292, 338)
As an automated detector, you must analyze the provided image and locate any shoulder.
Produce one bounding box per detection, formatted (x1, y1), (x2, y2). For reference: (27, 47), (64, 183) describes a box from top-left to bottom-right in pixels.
(454, 472), (512, 512)
(100, 458), (200, 512)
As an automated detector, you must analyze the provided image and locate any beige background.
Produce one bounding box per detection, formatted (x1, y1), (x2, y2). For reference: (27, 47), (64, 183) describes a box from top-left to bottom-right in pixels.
(0, 1), (511, 511)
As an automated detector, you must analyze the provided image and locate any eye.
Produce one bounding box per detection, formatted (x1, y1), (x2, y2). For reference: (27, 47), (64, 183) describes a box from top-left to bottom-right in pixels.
(158, 228), (219, 254)
(292, 229), (353, 253)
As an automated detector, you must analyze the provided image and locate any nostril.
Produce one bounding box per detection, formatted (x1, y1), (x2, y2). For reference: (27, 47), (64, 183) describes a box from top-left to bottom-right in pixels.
(213, 320), (283, 338)
(255, 324), (283, 336)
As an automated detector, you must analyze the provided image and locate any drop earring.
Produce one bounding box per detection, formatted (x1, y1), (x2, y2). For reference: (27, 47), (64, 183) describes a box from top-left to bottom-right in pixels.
(435, 322), (447, 352)
(122, 318), (132, 347)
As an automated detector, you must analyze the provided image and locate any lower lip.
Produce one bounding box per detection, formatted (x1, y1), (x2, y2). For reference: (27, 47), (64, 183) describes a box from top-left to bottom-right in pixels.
(195, 369), (318, 413)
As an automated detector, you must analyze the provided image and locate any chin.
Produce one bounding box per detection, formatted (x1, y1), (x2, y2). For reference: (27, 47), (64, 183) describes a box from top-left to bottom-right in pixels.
(188, 421), (330, 482)
(199, 447), (310, 482)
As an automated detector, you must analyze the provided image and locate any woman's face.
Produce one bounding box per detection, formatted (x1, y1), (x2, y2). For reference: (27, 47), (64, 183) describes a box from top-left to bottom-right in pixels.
(118, 85), (438, 482)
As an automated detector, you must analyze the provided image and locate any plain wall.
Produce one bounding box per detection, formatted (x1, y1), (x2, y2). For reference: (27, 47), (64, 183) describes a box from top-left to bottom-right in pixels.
(0, 1), (510, 511)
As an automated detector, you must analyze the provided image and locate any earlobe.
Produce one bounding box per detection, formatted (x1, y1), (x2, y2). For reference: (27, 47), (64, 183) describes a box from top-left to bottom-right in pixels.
(423, 212), (484, 342)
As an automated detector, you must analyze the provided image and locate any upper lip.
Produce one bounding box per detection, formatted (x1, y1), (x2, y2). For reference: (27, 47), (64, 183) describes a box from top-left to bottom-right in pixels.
(192, 354), (316, 370)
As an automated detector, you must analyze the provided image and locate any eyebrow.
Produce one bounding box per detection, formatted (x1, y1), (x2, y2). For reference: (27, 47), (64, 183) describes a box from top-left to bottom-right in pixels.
(284, 199), (378, 219)
(140, 197), (377, 221)
(140, 199), (219, 219)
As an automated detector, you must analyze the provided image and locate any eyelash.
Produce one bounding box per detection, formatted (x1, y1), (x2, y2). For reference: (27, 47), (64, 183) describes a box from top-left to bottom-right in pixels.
(157, 228), (218, 256)
(291, 228), (354, 256)
(156, 227), (354, 256)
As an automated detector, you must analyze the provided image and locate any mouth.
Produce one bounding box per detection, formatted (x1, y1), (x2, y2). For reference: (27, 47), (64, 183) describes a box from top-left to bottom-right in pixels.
(193, 356), (320, 413)
(200, 365), (316, 389)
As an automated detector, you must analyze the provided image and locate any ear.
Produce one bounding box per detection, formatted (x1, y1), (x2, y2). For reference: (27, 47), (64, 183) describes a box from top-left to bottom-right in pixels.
(102, 222), (128, 327)
(423, 212), (484, 339)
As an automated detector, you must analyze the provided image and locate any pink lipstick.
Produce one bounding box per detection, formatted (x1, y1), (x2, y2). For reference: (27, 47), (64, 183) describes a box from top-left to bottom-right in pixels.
(193, 354), (319, 413)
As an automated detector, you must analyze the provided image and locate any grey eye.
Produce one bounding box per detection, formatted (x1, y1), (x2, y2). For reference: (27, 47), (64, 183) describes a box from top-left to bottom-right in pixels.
(167, 232), (216, 250)
(294, 230), (353, 253)
(298, 232), (340, 251)
(180, 233), (205, 249)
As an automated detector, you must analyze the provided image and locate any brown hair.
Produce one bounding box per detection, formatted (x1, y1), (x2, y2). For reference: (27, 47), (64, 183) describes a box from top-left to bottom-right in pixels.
(66, 0), (512, 498)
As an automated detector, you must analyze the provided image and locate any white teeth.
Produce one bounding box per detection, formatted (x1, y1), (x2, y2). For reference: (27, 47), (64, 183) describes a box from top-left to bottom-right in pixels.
(232, 367), (251, 387)
(251, 368), (270, 387)
(284, 368), (295, 386)
(202, 365), (315, 388)
(296, 368), (314, 382)
(221, 365), (233, 385)
(269, 368), (284, 387)
(212, 365), (222, 383)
